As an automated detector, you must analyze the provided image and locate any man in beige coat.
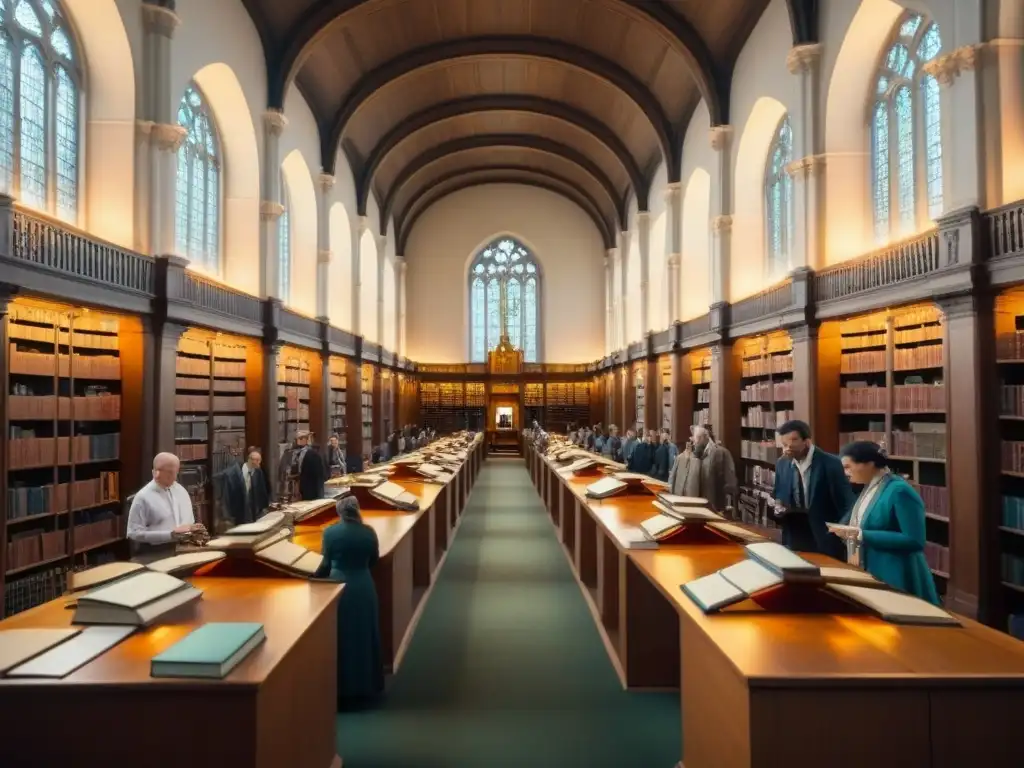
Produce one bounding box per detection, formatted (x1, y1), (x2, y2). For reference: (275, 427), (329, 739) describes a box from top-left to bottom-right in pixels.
(667, 425), (738, 513)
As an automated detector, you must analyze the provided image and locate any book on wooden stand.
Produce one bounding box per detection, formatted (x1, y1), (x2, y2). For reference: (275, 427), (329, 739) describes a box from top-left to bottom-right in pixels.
(369, 481), (420, 511)
(253, 538), (324, 577)
(150, 622), (266, 679)
(634, 503), (732, 546)
(281, 498), (339, 524)
(681, 542), (960, 626)
(585, 476), (628, 499)
(414, 463), (455, 484)
(72, 571), (203, 626)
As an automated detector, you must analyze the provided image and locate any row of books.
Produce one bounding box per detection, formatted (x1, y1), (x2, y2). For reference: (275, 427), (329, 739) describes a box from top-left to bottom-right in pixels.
(924, 542), (950, 575)
(997, 331), (1024, 361)
(178, 338), (211, 357)
(841, 350), (886, 373)
(1000, 495), (1024, 531)
(178, 442), (208, 461)
(9, 305), (118, 334)
(840, 383), (946, 413)
(9, 324), (120, 349)
(741, 353), (794, 378)
(918, 483), (949, 520)
(741, 406), (795, 429)
(840, 330), (886, 351)
(278, 365), (310, 385)
(741, 440), (781, 463)
(696, 387), (710, 404)
(10, 347), (120, 379)
(8, 433), (120, 470)
(999, 384), (1024, 417)
(891, 425), (946, 459)
(894, 344), (943, 370)
(743, 462), (776, 490)
(7, 528), (67, 571)
(524, 383), (544, 407)
(2, 565), (68, 617)
(6, 472), (119, 520)
(894, 325), (942, 345)
(73, 514), (121, 552)
(692, 407), (710, 426)
(1001, 440), (1024, 475)
(465, 383), (486, 408)
(7, 393), (121, 421)
(1002, 553), (1024, 586)
(740, 380), (794, 402)
(175, 358), (245, 378)
(175, 419), (208, 441)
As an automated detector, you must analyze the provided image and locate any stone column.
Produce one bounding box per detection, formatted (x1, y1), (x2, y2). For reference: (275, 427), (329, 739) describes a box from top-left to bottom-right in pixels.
(924, 45), (983, 212)
(636, 210), (651, 334)
(315, 173), (334, 320)
(619, 229), (631, 346)
(149, 124), (186, 257)
(375, 233), (387, 348)
(353, 217), (367, 338)
(978, 19), (1024, 205)
(709, 126), (733, 306)
(259, 110), (288, 298)
(663, 182), (682, 321)
(396, 256), (407, 358)
(604, 250), (615, 354)
(787, 43), (824, 272)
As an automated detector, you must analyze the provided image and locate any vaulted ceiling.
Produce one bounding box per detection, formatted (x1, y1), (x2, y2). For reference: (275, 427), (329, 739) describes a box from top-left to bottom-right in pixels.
(238, 0), (820, 250)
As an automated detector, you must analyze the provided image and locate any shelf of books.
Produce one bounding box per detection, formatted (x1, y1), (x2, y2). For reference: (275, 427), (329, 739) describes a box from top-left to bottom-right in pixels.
(4, 298), (127, 617)
(634, 364), (646, 434)
(603, 372), (614, 425)
(545, 382), (590, 432)
(419, 381), (466, 434)
(660, 356), (672, 431)
(525, 382), (544, 427)
(275, 346), (313, 499)
(692, 349), (711, 427)
(735, 331), (793, 535)
(838, 304), (949, 594)
(174, 330), (251, 529)
(465, 382), (486, 431)
(328, 356), (347, 453)
(380, 369), (394, 440)
(995, 289), (1024, 633)
(361, 363), (374, 459)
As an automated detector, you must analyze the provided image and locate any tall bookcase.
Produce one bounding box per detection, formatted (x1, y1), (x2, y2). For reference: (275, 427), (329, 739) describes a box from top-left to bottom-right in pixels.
(4, 298), (127, 617)
(660, 356), (672, 431)
(692, 349), (711, 427)
(275, 346), (312, 499)
(545, 382), (590, 431)
(735, 331), (793, 533)
(994, 289), (1024, 630)
(174, 330), (250, 530)
(328, 356), (347, 454)
(380, 370), (394, 439)
(633, 365), (646, 434)
(525, 382), (544, 427)
(465, 382), (486, 431)
(361, 363), (374, 458)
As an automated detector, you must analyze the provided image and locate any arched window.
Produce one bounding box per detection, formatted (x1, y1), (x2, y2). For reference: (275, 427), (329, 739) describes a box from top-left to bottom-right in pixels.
(765, 115), (793, 278)
(175, 82), (221, 273)
(0, 0), (82, 222)
(278, 174), (291, 303)
(469, 237), (540, 363)
(872, 13), (943, 242)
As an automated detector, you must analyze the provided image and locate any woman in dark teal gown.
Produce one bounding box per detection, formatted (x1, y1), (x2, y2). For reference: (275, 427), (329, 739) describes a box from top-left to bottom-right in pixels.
(313, 496), (384, 708)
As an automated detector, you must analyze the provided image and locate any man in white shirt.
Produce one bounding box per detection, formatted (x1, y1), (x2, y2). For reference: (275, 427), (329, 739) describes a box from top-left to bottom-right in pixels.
(127, 452), (206, 553)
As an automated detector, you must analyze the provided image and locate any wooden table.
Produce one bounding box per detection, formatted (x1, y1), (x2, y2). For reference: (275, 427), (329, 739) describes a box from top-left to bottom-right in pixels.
(532, 446), (1024, 768)
(0, 577), (344, 768)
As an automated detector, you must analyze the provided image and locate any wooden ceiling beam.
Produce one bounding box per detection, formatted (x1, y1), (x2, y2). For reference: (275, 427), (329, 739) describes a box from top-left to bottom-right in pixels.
(355, 95), (649, 219)
(379, 134), (627, 238)
(397, 167), (616, 254)
(785, 0), (820, 45)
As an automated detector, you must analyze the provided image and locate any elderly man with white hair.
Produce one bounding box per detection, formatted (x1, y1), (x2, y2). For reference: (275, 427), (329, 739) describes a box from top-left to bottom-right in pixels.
(126, 452), (206, 555)
(667, 424), (738, 514)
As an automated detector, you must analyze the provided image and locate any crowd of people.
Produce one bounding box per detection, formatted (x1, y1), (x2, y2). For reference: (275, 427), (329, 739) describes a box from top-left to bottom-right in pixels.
(531, 417), (938, 605)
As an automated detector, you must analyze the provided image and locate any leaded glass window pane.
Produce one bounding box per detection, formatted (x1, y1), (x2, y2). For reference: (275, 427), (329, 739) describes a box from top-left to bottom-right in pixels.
(922, 74), (942, 220)
(872, 102), (890, 242)
(279, 205), (291, 304)
(507, 278), (522, 349)
(14, 1), (41, 35)
(469, 237), (541, 362)
(524, 277), (537, 363)
(175, 83), (221, 273)
(486, 279), (500, 354)
(764, 116), (793, 278)
(18, 44), (45, 208)
(0, 33), (14, 194)
(471, 277), (486, 362)
(895, 85), (915, 233)
(54, 65), (76, 222)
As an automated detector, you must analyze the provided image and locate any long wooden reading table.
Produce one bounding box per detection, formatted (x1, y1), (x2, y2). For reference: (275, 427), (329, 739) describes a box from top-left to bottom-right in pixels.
(528, 444), (1024, 768)
(0, 438), (483, 768)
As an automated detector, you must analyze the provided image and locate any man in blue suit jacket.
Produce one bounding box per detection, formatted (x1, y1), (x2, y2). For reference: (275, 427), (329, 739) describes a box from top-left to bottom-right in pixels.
(773, 420), (853, 561)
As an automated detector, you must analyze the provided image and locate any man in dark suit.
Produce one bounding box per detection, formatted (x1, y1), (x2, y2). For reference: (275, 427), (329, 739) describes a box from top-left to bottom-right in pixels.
(772, 420), (853, 560)
(221, 448), (271, 527)
(295, 431), (328, 501)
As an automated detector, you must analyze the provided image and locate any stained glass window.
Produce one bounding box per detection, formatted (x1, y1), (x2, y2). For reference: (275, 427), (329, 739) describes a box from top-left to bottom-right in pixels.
(764, 115), (793, 278)
(469, 237), (541, 362)
(175, 83), (221, 273)
(278, 176), (291, 303)
(872, 12), (943, 241)
(0, 1), (79, 221)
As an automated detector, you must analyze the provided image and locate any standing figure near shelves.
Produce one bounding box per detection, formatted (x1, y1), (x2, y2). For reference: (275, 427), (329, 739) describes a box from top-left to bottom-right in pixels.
(667, 425), (738, 513)
(622, 428), (640, 465)
(773, 420), (853, 560)
(628, 430), (657, 474)
(289, 431), (328, 501)
(126, 453), (207, 559)
(830, 441), (940, 604)
(601, 425), (622, 461)
(651, 429), (676, 481)
(326, 435), (347, 479)
(313, 496), (384, 709)
(221, 449), (271, 526)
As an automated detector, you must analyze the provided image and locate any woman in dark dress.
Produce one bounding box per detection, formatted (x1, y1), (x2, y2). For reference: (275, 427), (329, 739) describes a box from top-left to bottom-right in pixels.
(313, 497), (384, 708)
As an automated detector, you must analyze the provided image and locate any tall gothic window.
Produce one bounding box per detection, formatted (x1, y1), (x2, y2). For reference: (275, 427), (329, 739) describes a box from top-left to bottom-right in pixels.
(469, 237), (540, 363)
(764, 115), (793, 278)
(175, 83), (221, 273)
(0, 0), (81, 222)
(872, 13), (943, 242)
(278, 174), (291, 303)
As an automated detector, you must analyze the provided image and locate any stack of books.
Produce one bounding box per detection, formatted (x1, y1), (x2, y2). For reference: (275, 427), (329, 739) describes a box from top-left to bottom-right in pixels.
(72, 571), (203, 626)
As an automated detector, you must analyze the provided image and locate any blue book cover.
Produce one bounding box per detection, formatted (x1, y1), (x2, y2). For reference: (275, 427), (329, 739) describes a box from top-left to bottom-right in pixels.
(153, 622), (264, 666)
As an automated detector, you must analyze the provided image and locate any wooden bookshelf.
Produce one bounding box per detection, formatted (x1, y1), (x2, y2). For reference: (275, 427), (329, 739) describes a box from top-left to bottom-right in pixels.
(275, 346), (314, 499)
(419, 381), (468, 434)
(545, 382), (590, 432)
(660, 356), (672, 431)
(465, 381), (486, 431)
(3, 298), (132, 617)
(838, 304), (949, 591)
(994, 289), (1024, 629)
(524, 382), (544, 427)
(735, 331), (793, 535)
(380, 370), (395, 440)
(361, 363), (374, 459)
(633, 364), (646, 434)
(328, 356), (347, 455)
(692, 348), (711, 428)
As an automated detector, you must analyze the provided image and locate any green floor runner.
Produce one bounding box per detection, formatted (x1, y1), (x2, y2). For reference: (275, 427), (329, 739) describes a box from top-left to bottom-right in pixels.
(335, 458), (681, 767)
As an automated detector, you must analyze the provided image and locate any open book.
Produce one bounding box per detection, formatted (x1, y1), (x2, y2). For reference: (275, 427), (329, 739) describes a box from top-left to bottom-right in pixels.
(4, 626), (135, 679)
(827, 583), (960, 625)
(707, 521), (768, 544)
(73, 571), (202, 626)
(71, 561), (145, 592)
(745, 541), (821, 577)
(585, 476), (628, 499)
(204, 526), (290, 552)
(370, 480), (420, 511)
(254, 539), (324, 577)
(657, 493), (710, 507)
(0, 628), (81, 675)
(639, 513), (685, 542)
(223, 511), (285, 536)
(653, 500), (724, 523)
(284, 499), (338, 523)
(415, 463), (454, 483)
(147, 550), (227, 575)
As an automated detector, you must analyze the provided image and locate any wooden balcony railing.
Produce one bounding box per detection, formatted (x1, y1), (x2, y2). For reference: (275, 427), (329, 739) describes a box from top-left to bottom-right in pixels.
(730, 279), (794, 326)
(813, 229), (940, 304)
(985, 200), (1024, 260)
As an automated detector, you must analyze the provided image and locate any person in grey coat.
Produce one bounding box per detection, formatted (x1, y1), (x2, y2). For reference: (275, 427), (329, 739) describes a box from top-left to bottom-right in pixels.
(667, 424), (738, 513)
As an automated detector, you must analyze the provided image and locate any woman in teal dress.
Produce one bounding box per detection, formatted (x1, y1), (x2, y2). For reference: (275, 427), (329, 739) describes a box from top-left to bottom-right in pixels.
(835, 441), (940, 605)
(313, 496), (384, 708)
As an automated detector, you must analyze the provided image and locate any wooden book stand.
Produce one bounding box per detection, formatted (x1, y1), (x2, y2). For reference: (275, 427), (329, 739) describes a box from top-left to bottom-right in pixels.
(656, 523), (734, 546)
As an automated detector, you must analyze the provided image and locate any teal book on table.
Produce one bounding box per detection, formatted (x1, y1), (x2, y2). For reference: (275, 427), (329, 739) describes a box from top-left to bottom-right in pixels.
(151, 622), (265, 679)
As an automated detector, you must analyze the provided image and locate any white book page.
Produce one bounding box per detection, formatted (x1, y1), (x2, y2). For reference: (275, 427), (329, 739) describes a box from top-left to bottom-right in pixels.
(71, 562), (144, 591)
(708, 522), (766, 542)
(0, 628), (81, 675)
(81, 571), (184, 609)
(612, 472), (652, 482)
(564, 458), (596, 473)
(293, 551), (324, 575)
(148, 550), (226, 574)
(720, 560), (784, 595)
(746, 542), (818, 573)
(225, 511), (285, 536)
(640, 514), (681, 539)
(586, 477), (627, 497)
(373, 481), (407, 501)
(819, 566), (879, 585)
(683, 572), (746, 612)
(659, 494), (709, 507)
(828, 583), (958, 623)
(257, 539), (308, 567)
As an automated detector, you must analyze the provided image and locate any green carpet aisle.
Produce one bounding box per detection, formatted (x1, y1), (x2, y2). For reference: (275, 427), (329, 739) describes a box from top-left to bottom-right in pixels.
(335, 458), (682, 767)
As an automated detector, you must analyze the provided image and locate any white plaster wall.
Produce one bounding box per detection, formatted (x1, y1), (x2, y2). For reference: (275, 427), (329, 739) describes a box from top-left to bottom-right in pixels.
(405, 184), (605, 363)
(328, 202), (353, 330)
(679, 100), (714, 321)
(625, 200), (641, 343)
(359, 229), (378, 342)
(647, 162), (669, 332)
(727, 0), (797, 301)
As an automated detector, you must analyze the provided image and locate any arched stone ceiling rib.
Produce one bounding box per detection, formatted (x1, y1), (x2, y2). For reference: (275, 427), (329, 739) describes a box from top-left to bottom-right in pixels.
(398, 168), (616, 253)
(380, 134), (626, 235)
(356, 96), (648, 216)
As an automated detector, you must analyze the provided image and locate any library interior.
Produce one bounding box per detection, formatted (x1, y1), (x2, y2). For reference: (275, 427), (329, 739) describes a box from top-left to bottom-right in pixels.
(1, 0), (1024, 766)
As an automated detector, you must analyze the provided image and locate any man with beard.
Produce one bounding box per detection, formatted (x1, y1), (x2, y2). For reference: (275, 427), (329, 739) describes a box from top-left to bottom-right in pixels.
(667, 424), (737, 513)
